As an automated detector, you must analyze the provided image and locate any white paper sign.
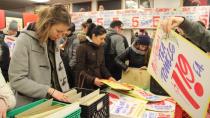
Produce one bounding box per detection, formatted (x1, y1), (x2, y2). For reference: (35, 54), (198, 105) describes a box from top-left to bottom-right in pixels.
(71, 6), (209, 29)
(148, 26), (210, 118)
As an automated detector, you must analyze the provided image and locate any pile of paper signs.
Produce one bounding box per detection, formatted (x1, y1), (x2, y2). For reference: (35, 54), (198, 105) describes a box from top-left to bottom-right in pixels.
(104, 81), (176, 118)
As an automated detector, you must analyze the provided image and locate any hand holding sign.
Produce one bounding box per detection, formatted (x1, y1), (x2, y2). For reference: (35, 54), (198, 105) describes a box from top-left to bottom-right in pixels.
(161, 17), (184, 33)
(148, 24), (210, 117)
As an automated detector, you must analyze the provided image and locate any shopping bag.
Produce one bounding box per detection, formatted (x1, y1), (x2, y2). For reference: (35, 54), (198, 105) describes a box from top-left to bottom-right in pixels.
(121, 67), (151, 89)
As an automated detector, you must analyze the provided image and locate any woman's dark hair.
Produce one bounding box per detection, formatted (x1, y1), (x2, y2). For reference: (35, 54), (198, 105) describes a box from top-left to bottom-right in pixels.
(81, 22), (88, 29)
(69, 23), (75, 33)
(87, 18), (92, 24)
(86, 23), (106, 38)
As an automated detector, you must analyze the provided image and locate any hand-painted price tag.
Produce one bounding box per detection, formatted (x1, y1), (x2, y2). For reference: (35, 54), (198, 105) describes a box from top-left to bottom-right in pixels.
(112, 17), (119, 21)
(148, 26), (210, 118)
(172, 54), (203, 109)
(132, 17), (139, 27)
(71, 7), (209, 29)
(96, 18), (104, 26)
(153, 16), (160, 28)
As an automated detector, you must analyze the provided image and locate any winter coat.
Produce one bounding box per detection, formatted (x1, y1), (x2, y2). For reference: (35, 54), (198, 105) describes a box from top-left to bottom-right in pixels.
(115, 41), (150, 71)
(0, 70), (16, 109)
(105, 28), (129, 56)
(104, 28), (129, 80)
(64, 33), (79, 69)
(75, 39), (111, 89)
(179, 18), (210, 52)
(61, 33), (79, 88)
(9, 26), (69, 107)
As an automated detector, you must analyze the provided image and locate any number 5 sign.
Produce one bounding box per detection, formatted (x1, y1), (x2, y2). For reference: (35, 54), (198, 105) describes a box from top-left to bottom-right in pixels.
(148, 25), (210, 118)
(132, 17), (139, 27)
(96, 18), (104, 26)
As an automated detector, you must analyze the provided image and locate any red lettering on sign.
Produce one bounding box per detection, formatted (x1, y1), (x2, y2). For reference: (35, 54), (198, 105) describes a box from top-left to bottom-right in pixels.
(96, 18), (104, 26)
(132, 17), (139, 27)
(172, 54), (204, 109)
(153, 16), (160, 27)
(112, 18), (119, 21)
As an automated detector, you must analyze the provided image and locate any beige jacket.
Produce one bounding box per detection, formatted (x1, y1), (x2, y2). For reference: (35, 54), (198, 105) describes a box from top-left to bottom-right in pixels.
(0, 70), (16, 109)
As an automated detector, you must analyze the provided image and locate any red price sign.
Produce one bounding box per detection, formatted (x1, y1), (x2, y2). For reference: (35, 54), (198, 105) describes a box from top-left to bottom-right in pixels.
(153, 16), (160, 28)
(96, 18), (104, 26)
(132, 17), (139, 27)
(172, 54), (204, 109)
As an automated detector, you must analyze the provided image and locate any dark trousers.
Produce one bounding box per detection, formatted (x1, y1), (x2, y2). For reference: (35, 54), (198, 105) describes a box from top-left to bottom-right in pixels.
(105, 54), (122, 80)
(60, 51), (75, 88)
(68, 67), (76, 88)
(150, 77), (169, 96)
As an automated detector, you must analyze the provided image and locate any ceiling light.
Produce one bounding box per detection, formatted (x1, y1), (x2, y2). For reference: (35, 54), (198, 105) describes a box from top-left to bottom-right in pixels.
(30, 0), (50, 3)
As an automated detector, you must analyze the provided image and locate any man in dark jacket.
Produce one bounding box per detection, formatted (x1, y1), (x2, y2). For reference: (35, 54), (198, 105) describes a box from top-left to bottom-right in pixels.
(75, 25), (114, 89)
(104, 20), (129, 80)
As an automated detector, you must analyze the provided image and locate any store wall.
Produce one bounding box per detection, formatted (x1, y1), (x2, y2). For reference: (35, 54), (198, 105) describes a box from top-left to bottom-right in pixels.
(97, 0), (122, 10)
(122, 29), (132, 46)
(8, 8), (26, 13)
(154, 0), (181, 8)
(0, 10), (38, 30)
(92, 0), (97, 11)
(25, 6), (35, 12)
(72, 2), (92, 12)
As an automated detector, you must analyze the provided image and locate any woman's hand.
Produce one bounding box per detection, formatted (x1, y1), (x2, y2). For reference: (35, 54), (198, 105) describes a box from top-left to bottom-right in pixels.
(161, 17), (184, 33)
(48, 88), (69, 103)
(94, 78), (104, 87)
(0, 99), (8, 118)
(108, 77), (116, 81)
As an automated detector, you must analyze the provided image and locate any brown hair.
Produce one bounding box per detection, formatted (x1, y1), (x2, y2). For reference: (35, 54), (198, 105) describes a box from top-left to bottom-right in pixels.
(35, 4), (71, 43)
(81, 22), (88, 29)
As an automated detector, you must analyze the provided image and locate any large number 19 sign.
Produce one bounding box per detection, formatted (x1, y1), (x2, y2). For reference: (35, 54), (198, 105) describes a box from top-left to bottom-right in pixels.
(172, 54), (204, 109)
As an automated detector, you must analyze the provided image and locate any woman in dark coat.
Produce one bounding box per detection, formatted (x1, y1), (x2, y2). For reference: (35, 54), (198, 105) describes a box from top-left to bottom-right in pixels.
(75, 24), (114, 89)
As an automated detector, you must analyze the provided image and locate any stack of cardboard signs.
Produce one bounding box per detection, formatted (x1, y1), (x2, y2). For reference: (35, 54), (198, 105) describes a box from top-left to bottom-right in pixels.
(64, 88), (105, 106)
(15, 99), (80, 118)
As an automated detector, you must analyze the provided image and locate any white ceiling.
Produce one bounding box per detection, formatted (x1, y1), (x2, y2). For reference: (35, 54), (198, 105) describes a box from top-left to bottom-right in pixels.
(0, 0), (72, 11)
